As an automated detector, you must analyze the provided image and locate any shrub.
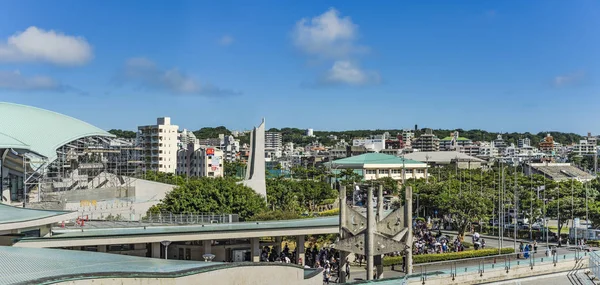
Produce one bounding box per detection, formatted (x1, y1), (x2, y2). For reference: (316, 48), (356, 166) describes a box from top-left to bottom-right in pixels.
(587, 240), (600, 247)
(319, 208), (340, 216)
(383, 248), (515, 266)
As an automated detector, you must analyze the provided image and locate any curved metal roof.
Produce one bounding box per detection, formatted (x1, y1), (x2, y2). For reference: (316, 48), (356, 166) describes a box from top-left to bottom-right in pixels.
(0, 132), (29, 150)
(0, 102), (114, 162)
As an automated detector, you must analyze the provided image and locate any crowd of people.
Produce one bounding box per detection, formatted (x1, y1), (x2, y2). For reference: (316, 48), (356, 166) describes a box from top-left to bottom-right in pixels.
(412, 219), (486, 255)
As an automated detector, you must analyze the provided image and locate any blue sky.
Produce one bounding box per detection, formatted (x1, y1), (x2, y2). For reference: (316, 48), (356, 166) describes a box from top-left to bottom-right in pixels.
(0, 1), (599, 134)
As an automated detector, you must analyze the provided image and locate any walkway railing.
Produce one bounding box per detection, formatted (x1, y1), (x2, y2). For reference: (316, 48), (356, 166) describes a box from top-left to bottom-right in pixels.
(591, 250), (600, 281)
(408, 248), (588, 284)
(62, 212), (239, 229)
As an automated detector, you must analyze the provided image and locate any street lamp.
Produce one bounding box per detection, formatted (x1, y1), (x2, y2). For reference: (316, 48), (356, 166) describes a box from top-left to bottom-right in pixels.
(161, 240), (172, 260)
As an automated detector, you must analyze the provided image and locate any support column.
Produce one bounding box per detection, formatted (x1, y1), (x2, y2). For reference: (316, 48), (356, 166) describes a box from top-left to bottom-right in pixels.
(366, 187), (375, 280)
(405, 186), (413, 274)
(412, 169), (417, 179)
(339, 185), (347, 283)
(251, 237), (260, 262)
(97, 245), (107, 253)
(151, 242), (161, 258)
(377, 185), (384, 221)
(296, 235), (305, 266)
(203, 240), (212, 255)
(376, 185), (384, 279)
(424, 167), (428, 183)
(275, 236), (282, 253)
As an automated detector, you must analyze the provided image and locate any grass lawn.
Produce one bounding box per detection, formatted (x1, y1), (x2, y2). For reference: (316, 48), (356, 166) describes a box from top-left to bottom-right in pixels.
(548, 226), (569, 234)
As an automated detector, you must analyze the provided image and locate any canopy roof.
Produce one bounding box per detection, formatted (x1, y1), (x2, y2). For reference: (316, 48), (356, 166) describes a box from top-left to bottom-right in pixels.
(0, 203), (77, 232)
(0, 102), (114, 162)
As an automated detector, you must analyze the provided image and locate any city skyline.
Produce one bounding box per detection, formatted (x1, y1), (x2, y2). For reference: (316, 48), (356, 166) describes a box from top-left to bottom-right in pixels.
(0, 1), (599, 134)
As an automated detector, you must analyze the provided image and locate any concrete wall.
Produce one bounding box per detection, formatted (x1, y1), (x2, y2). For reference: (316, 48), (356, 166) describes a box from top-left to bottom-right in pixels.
(54, 264), (321, 285)
(29, 178), (175, 220)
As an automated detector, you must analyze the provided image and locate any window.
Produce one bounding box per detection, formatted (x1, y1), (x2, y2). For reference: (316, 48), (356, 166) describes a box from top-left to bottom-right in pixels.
(391, 169), (401, 174)
(379, 169), (388, 174)
(366, 169), (376, 174)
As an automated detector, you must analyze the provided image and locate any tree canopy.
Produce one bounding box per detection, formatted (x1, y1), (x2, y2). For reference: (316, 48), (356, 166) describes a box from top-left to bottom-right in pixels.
(148, 177), (266, 220)
(108, 129), (137, 139)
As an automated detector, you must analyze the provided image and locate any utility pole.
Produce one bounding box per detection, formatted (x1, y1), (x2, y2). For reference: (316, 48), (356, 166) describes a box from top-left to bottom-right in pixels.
(572, 179), (576, 245)
(544, 175), (548, 248)
(513, 164), (517, 251)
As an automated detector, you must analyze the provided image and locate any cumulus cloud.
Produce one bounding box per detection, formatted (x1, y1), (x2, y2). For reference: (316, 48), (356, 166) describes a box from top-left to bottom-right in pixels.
(218, 35), (235, 46)
(554, 71), (585, 87)
(321, 60), (380, 86)
(0, 70), (85, 94)
(119, 57), (240, 96)
(292, 8), (378, 86)
(0, 26), (93, 66)
(292, 8), (366, 59)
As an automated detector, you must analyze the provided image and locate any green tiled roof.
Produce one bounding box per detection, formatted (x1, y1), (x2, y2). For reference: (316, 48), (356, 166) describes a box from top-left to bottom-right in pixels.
(0, 203), (72, 225)
(0, 102), (114, 162)
(331, 153), (423, 165)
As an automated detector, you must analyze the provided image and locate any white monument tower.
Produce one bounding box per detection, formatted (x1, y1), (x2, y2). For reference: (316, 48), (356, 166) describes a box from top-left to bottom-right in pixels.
(240, 118), (267, 197)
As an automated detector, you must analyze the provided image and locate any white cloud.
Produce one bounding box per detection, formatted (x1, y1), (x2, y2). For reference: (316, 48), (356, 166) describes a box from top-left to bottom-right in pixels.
(322, 60), (379, 85)
(554, 71), (585, 87)
(293, 8), (379, 87)
(0, 70), (84, 94)
(292, 8), (366, 59)
(218, 35), (235, 46)
(0, 26), (93, 66)
(120, 57), (240, 96)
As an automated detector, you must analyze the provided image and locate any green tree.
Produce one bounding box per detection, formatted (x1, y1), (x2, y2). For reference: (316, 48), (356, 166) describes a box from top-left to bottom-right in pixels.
(339, 168), (363, 186)
(108, 129), (137, 139)
(224, 161), (246, 178)
(148, 177), (267, 220)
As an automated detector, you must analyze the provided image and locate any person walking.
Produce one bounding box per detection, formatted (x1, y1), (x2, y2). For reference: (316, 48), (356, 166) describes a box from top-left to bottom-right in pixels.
(533, 240), (538, 253)
(345, 258), (350, 280)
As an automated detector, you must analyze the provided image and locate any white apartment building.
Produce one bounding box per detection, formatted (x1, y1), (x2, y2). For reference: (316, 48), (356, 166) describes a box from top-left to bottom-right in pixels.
(138, 117), (179, 173)
(220, 135), (240, 162)
(402, 130), (415, 148)
(179, 129), (199, 148)
(265, 132), (282, 149)
(176, 144), (224, 178)
(477, 142), (499, 158)
(572, 140), (597, 156)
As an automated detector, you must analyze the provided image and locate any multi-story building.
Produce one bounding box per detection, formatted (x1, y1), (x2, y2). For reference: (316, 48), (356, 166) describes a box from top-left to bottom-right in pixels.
(265, 132), (282, 149)
(439, 131), (473, 151)
(572, 133), (597, 156)
(178, 129), (199, 148)
(402, 130), (415, 148)
(176, 144), (224, 178)
(493, 135), (507, 150)
(412, 129), (440, 152)
(220, 135), (240, 162)
(477, 142), (498, 158)
(539, 134), (556, 154)
(461, 144), (481, 157)
(138, 117), (179, 173)
(518, 138), (531, 148)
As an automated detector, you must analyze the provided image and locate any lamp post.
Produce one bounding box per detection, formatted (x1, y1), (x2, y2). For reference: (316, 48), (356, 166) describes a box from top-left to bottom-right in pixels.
(161, 240), (172, 260)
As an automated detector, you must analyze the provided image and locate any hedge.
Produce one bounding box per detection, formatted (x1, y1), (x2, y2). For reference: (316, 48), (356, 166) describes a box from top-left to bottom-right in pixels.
(383, 248), (515, 266)
(319, 208), (339, 216)
(587, 240), (600, 247)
